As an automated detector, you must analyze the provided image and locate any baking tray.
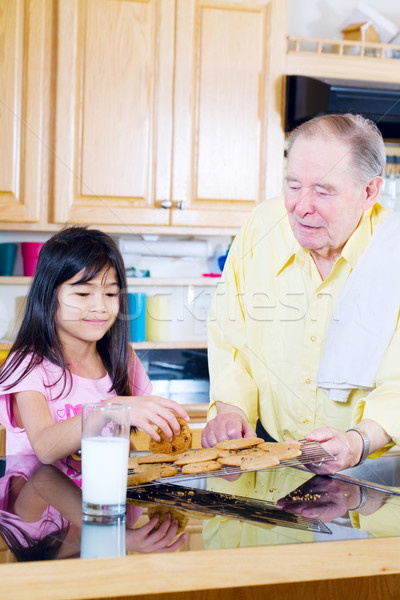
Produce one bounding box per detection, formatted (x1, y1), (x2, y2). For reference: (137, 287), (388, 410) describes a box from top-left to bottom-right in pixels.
(127, 481), (332, 534)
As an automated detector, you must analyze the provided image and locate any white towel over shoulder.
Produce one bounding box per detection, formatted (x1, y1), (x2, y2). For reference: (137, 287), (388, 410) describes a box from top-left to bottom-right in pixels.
(317, 212), (400, 402)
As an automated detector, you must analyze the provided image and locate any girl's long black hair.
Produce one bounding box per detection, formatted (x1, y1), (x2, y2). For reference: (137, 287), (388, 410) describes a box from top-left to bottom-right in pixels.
(0, 226), (132, 397)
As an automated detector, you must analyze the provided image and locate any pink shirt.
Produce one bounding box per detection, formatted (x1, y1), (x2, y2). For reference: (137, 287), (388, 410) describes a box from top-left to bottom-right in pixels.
(0, 354), (152, 455)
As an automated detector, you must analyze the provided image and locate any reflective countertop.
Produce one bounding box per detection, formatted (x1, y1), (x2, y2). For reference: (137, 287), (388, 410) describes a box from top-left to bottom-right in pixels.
(0, 451), (399, 563)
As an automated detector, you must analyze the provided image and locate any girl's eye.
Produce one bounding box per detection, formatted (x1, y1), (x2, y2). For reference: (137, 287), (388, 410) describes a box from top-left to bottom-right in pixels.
(76, 292), (90, 297)
(106, 293), (119, 297)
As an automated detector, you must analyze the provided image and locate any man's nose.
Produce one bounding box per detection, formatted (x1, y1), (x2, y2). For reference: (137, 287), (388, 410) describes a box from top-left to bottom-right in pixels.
(294, 188), (315, 217)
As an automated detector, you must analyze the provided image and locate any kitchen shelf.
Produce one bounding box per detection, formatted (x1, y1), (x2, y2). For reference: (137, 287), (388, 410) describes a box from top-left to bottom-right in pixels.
(287, 36), (400, 60)
(0, 341), (207, 351)
(0, 276), (220, 286)
(287, 36), (400, 84)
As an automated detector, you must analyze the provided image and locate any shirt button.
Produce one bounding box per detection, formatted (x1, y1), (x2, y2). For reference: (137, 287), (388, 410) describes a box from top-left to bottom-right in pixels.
(317, 293), (324, 300)
(305, 378), (311, 384)
(310, 335), (316, 342)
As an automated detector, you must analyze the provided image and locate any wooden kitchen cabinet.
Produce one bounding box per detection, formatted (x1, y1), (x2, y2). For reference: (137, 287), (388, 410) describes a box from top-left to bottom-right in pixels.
(52, 0), (287, 230)
(52, 0), (174, 227)
(0, 0), (52, 225)
(170, 0), (287, 228)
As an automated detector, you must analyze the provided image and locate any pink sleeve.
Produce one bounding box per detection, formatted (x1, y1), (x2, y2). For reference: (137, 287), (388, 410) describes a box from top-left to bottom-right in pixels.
(0, 357), (47, 430)
(130, 355), (152, 396)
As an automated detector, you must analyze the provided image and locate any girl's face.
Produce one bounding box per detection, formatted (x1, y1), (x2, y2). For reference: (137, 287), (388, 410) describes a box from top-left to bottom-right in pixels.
(55, 266), (120, 346)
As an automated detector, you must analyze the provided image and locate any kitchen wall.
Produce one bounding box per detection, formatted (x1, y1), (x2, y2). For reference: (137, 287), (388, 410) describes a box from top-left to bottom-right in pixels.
(288, 0), (400, 39)
(0, 232), (230, 344)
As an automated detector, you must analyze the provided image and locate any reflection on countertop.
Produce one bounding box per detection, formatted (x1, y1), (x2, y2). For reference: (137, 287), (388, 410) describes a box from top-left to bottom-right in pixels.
(0, 452), (400, 563)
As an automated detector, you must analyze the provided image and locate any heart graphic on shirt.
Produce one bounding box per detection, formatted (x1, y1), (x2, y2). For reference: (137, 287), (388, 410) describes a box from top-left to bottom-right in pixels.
(57, 408), (66, 421)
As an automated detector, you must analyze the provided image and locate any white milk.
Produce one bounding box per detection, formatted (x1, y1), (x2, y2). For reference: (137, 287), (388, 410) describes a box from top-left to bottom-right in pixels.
(81, 436), (129, 509)
(80, 519), (126, 559)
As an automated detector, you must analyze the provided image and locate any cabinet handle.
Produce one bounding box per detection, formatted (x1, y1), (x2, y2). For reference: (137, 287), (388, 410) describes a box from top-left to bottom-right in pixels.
(158, 200), (172, 209)
(175, 201), (186, 210)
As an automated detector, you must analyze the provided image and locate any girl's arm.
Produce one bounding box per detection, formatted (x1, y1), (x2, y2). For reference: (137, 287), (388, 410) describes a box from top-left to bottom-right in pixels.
(14, 391), (82, 463)
(15, 391), (190, 463)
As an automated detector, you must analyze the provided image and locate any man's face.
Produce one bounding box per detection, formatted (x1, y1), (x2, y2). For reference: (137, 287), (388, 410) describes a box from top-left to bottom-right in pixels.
(284, 134), (368, 261)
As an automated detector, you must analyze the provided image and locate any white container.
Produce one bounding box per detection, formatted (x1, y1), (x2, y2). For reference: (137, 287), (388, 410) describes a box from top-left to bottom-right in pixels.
(81, 403), (130, 517)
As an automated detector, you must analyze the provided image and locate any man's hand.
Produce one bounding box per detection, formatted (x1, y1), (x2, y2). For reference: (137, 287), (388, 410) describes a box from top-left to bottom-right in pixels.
(304, 419), (391, 474)
(201, 403), (256, 448)
(303, 426), (363, 474)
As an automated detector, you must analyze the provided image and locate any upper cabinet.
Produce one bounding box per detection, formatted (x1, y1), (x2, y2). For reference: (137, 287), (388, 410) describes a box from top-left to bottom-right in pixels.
(170, 0), (287, 228)
(0, 0), (51, 225)
(53, 0), (286, 229)
(0, 0), (287, 231)
(53, 0), (175, 227)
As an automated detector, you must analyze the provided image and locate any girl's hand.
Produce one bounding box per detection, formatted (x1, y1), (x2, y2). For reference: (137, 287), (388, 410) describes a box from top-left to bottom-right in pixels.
(126, 514), (186, 553)
(114, 396), (189, 442)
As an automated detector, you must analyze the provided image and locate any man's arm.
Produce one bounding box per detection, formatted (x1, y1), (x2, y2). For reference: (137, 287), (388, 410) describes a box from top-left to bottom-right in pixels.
(203, 233), (259, 446)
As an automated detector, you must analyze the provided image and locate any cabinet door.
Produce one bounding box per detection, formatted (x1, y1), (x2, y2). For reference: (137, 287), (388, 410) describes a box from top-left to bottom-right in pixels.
(53, 0), (175, 226)
(171, 0), (287, 228)
(0, 0), (50, 223)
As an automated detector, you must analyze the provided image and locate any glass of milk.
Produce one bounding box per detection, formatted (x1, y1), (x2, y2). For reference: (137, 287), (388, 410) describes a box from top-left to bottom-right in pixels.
(81, 402), (131, 517)
(80, 515), (126, 559)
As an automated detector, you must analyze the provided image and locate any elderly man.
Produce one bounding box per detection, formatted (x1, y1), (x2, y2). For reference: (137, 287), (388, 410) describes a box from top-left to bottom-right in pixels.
(202, 113), (400, 473)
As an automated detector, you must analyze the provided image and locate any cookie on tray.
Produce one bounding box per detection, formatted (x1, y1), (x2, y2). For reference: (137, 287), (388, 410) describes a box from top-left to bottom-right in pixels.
(127, 463), (177, 486)
(181, 460), (222, 475)
(239, 454), (280, 471)
(217, 454), (247, 466)
(214, 437), (264, 451)
(174, 448), (219, 466)
(128, 456), (139, 470)
(149, 417), (192, 455)
(137, 452), (176, 464)
(257, 442), (302, 461)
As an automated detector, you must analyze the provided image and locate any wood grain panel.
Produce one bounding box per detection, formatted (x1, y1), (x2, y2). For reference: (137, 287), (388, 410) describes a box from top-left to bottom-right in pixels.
(0, 0), (49, 223)
(53, 0), (174, 226)
(171, 0), (286, 227)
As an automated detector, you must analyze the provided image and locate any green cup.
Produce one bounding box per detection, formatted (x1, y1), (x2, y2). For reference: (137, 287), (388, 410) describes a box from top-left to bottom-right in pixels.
(0, 243), (17, 276)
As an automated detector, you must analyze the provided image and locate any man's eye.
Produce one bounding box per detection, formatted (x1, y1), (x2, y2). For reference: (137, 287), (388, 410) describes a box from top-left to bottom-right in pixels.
(315, 188), (331, 197)
(287, 182), (301, 191)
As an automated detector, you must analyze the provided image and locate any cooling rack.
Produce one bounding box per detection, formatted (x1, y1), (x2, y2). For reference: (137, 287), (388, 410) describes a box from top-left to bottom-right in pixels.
(128, 440), (335, 487)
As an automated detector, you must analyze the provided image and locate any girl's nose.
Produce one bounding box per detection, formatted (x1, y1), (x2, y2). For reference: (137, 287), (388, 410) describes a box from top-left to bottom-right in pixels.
(90, 294), (108, 312)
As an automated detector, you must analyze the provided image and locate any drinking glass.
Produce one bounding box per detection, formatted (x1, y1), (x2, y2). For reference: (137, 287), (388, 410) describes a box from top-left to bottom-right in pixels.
(81, 403), (130, 517)
(80, 515), (126, 559)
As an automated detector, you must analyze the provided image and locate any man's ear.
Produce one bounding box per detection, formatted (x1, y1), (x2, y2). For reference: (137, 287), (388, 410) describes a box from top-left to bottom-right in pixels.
(361, 176), (384, 211)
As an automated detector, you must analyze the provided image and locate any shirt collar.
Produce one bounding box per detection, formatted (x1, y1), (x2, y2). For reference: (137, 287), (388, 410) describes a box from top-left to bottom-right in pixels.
(275, 206), (375, 277)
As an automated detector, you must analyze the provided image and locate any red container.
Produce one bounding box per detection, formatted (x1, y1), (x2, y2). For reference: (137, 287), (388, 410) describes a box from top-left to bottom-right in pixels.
(21, 242), (44, 276)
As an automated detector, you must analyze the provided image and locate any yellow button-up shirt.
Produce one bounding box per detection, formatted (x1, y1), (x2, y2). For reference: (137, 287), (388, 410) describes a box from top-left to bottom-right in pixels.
(207, 197), (399, 453)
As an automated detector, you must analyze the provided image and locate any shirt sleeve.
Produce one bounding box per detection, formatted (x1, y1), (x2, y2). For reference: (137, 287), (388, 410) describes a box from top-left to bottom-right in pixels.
(0, 356), (47, 430)
(130, 352), (152, 396)
(352, 311), (400, 453)
(207, 229), (259, 429)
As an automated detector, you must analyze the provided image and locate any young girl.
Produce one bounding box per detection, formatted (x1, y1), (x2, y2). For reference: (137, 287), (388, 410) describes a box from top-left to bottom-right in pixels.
(0, 226), (189, 462)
